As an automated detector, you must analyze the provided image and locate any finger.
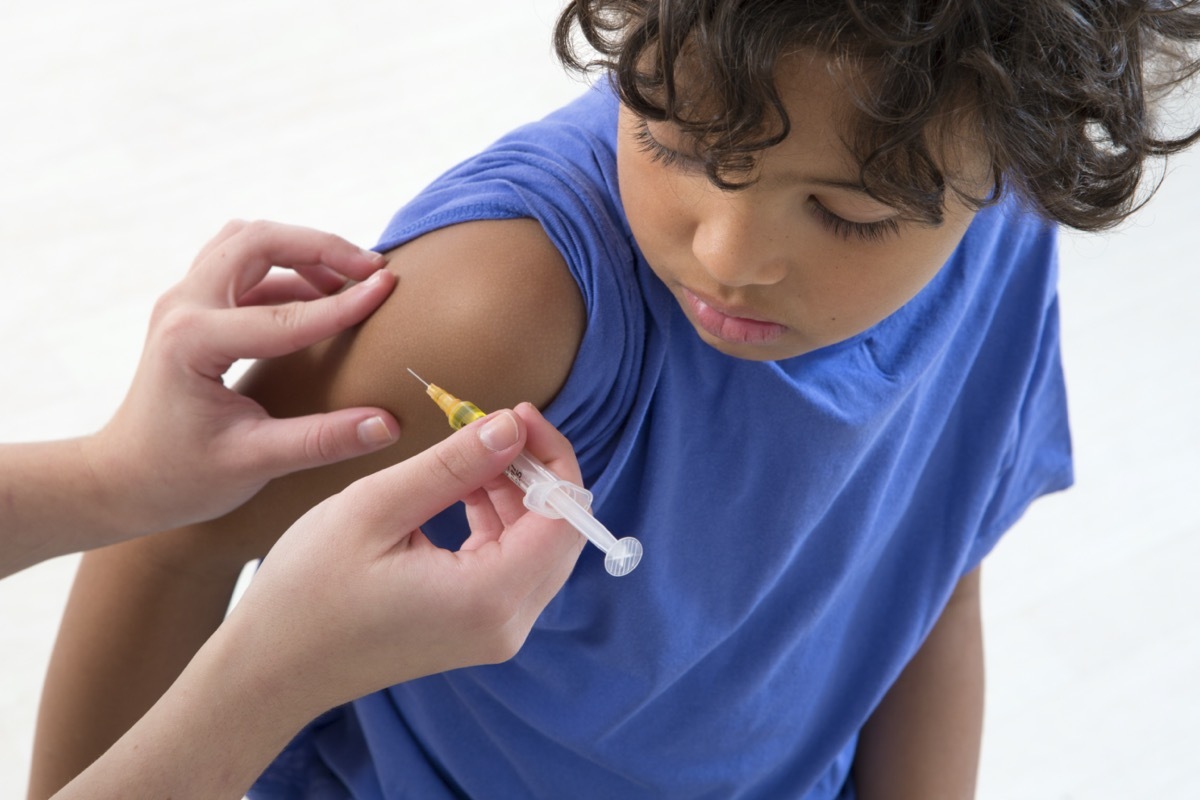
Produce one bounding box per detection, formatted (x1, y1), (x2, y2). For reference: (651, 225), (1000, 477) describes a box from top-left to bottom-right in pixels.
(236, 272), (327, 306)
(186, 220), (387, 306)
(234, 264), (349, 306)
(343, 409), (529, 533)
(513, 403), (583, 486)
(521, 516), (588, 604)
(287, 263), (353, 296)
(187, 219), (248, 271)
(198, 269), (396, 361)
(242, 408), (401, 477)
(505, 502), (588, 589)
(477, 471), (533, 528)
(215, 223), (385, 301)
(460, 486), (506, 551)
(460, 462), (548, 549)
(462, 403), (580, 533)
(457, 404), (585, 559)
(249, 262), (381, 303)
(486, 404), (588, 593)
(466, 509), (584, 617)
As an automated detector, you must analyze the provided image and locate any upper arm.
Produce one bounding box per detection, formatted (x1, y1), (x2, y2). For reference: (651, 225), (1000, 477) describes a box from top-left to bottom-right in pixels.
(170, 216), (585, 566)
(853, 567), (984, 800)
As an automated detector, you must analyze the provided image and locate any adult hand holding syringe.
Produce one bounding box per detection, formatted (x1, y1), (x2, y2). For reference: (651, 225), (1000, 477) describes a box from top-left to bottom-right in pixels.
(408, 370), (643, 576)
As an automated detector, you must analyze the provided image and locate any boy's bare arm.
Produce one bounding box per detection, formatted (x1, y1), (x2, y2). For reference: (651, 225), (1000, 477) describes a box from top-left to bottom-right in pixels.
(852, 567), (984, 800)
(27, 218), (586, 800)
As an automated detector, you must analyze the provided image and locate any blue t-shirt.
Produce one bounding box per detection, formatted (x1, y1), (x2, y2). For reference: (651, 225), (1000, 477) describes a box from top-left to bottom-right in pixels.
(252, 84), (1072, 799)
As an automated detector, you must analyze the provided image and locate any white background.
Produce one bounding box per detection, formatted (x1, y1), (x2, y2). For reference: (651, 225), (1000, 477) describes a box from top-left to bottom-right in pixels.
(1, 2), (1197, 797)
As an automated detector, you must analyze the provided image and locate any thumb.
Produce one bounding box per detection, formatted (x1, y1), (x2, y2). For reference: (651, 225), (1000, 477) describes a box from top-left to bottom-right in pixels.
(247, 409), (400, 476)
(342, 410), (528, 531)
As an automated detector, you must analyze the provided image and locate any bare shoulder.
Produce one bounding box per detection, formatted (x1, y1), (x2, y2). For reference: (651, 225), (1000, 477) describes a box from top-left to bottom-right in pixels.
(197, 217), (585, 561)
(245, 216), (584, 418)
(347, 217), (586, 416)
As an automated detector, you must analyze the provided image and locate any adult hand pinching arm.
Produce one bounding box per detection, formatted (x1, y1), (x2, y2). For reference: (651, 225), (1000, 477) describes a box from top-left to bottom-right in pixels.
(0, 220), (400, 577)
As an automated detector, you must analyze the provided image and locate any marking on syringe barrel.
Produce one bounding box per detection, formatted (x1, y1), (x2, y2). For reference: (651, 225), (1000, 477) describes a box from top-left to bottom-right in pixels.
(451, 405), (484, 429)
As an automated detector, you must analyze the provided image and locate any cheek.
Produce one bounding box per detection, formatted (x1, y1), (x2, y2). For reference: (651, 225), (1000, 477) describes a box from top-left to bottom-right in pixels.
(782, 232), (937, 338)
(617, 149), (697, 260)
(620, 162), (672, 241)
(827, 227), (970, 329)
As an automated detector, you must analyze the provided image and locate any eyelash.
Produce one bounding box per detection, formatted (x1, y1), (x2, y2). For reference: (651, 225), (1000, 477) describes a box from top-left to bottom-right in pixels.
(633, 120), (702, 172)
(808, 199), (902, 243)
(635, 119), (901, 243)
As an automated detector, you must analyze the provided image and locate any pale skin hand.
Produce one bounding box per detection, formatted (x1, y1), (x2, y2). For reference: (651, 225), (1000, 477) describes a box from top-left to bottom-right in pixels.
(28, 217), (586, 799)
(50, 403), (585, 800)
(0, 220), (401, 577)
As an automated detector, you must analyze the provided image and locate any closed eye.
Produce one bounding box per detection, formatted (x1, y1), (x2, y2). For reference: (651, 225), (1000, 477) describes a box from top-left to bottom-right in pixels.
(633, 119), (705, 173)
(808, 198), (901, 243)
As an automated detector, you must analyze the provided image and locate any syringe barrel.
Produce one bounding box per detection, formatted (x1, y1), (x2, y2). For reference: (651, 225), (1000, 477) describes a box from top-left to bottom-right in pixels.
(506, 452), (618, 553)
(505, 452), (593, 509)
(507, 451), (642, 576)
(545, 487), (620, 553)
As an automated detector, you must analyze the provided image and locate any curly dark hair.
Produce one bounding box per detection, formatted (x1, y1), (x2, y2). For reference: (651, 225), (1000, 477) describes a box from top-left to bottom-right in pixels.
(554, 0), (1200, 230)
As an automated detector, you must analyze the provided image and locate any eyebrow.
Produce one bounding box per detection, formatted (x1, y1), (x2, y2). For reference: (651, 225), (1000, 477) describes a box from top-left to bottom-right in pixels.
(761, 171), (881, 200)
(753, 156), (874, 194)
(647, 117), (877, 195)
(806, 176), (872, 194)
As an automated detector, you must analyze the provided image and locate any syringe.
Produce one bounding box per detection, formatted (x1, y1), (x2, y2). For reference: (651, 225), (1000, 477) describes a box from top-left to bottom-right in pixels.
(407, 370), (643, 577)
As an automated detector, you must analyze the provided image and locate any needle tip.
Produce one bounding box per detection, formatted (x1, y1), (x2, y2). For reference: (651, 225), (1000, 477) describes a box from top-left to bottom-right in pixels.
(406, 368), (429, 387)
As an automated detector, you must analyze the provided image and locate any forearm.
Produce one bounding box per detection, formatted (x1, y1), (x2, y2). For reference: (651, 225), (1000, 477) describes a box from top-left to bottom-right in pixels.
(853, 568), (984, 800)
(52, 610), (319, 800)
(45, 404), (586, 800)
(28, 538), (243, 800)
(0, 440), (127, 577)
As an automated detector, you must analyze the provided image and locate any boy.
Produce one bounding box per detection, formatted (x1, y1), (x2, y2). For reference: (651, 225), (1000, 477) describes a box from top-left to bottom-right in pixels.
(31, 1), (1200, 798)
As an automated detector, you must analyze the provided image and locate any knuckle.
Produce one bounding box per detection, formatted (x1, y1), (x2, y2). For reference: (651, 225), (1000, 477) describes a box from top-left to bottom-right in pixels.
(302, 421), (343, 465)
(153, 303), (202, 345)
(241, 218), (272, 240)
(148, 290), (178, 326)
(424, 437), (479, 491)
(269, 302), (310, 346)
(488, 624), (530, 663)
(218, 218), (248, 238)
(314, 229), (347, 253)
(310, 232), (354, 270)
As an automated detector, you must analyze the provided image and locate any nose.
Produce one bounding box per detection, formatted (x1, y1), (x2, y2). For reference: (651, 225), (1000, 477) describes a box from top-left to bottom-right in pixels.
(691, 201), (790, 288)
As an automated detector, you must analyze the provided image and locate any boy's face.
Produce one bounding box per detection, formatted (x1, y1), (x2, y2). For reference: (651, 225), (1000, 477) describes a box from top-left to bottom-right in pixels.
(616, 52), (984, 362)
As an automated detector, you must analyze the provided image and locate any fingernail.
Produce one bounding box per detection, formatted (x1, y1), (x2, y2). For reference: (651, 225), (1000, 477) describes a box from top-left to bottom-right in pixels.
(357, 416), (396, 447)
(478, 411), (519, 452)
(361, 249), (386, 265)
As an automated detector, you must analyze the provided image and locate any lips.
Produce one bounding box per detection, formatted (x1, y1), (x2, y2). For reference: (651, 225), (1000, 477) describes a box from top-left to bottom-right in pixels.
(681, 288), (788, 345)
